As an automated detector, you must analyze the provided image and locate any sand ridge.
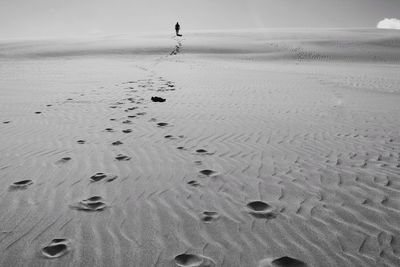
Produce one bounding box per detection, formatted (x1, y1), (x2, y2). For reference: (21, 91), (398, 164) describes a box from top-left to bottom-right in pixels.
(0, 29), (400, 266)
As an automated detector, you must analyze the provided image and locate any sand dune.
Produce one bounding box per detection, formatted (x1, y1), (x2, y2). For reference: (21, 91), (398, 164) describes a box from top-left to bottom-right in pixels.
(0, 29), (400, 266)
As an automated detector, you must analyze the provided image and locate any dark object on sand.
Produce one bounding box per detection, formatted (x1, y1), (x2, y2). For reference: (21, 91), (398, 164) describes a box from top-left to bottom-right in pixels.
(151, 96), (166, 102)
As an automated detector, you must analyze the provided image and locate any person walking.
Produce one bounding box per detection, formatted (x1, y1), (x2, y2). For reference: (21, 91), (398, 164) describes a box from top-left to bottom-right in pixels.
(175, 22), (181, 36)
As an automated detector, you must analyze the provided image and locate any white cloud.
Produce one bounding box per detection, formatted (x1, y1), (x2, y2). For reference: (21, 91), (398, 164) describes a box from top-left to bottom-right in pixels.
(377, 18), (400, 30)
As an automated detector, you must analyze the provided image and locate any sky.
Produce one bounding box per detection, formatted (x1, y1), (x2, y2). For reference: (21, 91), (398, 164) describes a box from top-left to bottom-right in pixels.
(1, 0), (400, 39)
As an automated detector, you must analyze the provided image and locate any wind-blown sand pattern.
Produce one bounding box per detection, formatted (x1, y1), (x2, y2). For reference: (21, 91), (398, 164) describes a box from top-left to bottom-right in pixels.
(0, 29), (400, 266)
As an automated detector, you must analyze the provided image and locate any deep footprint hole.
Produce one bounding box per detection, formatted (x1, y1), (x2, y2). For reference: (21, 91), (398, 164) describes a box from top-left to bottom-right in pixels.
(271, 256), (307, 267)
(199, 169), (216, 176)
(174, 254), (203, 266)
(246, 201), (271, 211)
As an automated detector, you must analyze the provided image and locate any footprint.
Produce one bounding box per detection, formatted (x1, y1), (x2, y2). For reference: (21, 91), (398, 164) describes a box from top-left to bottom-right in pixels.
(187, 180), (200, 187)
(177, 146), (186, 150)
(71, 196), (107, 211)
(112, 141), (123, 146)
(46, 104), (52, 107)
(174, 253), (216, 267)
(201, 211), (220, 223)
(105, 128), (114, 132)
(157, 122), (168, 127)
(137, 112), (146, 116)
(35, 111), (42, 114)
(10, 180), (33, 190)
(199, 169), (216, 176)
(195, 149), (214, 155)
(247, 201), (270, 211)
(56, 157), (71, 164)
(271, 256), (307, 267)
(122, 129), (132, 133)
(41, 238), (71, 258)
(127, 115), (137, 118)
(122, 120), (132, 124)
(115, 154), (131, 161)
(3, 121), (11, 124)
(77, 140), (86, 144)
(246, 201), (277, 219)
(90, 172), (117, 182)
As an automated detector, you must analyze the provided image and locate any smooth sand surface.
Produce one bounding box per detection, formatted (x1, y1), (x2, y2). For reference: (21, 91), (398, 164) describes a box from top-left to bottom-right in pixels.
(0, 29), (400, 266)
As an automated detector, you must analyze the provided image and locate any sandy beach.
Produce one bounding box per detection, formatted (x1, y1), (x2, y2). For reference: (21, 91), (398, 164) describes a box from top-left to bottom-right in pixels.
(1, 29), (400, 266)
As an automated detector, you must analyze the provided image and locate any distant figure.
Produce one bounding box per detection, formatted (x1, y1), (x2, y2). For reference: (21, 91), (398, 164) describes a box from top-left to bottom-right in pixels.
(175, 22), (182, 37)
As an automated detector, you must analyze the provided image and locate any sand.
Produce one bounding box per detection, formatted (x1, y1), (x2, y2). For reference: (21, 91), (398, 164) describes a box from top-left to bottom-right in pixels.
(0, 29), (400, 266)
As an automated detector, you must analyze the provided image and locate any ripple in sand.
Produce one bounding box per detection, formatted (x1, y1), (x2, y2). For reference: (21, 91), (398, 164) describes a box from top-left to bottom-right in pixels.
(105, 128), (114, 132)
(271, 256), (307, 267)
(122, 120), (132, 124)
(174, 253), (216, 267)
(41, 238), (71, 258)
(90, 172), (117, 182)
(201, 211), (220, 223)
(35, 111), (42, 114)
(122, 129), (132, 133)
(112, 141), (123, 146)
(3, 121), (10, 124)
(71, 196), (107, 211)
(10, 180), (33, 190)
(246, 201), (278, 219)
(77, 140), (86, 144)
(115, 154), (131, 161)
